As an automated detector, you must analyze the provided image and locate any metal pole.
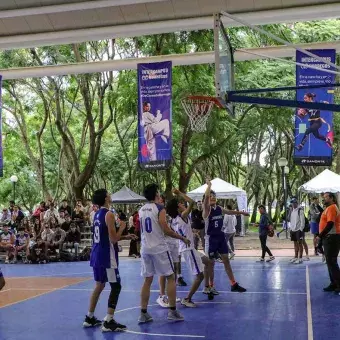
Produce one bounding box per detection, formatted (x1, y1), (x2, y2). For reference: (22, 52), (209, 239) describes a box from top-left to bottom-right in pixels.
(282, 168), (288, 239)
(13, 182), (16, 203)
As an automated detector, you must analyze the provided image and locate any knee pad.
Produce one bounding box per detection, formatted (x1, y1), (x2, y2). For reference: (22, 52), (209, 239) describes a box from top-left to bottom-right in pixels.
(108, 282), (121, 310)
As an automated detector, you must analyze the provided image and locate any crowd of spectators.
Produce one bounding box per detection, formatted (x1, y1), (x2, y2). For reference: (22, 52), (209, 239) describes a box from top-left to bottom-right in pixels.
(0, 199), (95, 264)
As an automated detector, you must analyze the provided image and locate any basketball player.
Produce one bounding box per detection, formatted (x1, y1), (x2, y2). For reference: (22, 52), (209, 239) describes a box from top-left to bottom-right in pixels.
(139, 183), (190, 323)
(141, 102), (170, 161)
(203, 179), (248, 293)
(296, 93), (332, 151)
(167, 189), (214, 307)
(83, 189), (137, 332)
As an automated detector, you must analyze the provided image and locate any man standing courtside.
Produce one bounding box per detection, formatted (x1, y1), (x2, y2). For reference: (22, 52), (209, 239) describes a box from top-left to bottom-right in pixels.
(289, 198), (305, 264)
(316, 192), (340, 295)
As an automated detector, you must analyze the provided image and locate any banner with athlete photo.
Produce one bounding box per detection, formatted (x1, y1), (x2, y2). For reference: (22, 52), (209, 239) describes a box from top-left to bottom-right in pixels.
(294, 49), (335, 166)
(0, 75), (3, 177)
(137, 61), (172, 170)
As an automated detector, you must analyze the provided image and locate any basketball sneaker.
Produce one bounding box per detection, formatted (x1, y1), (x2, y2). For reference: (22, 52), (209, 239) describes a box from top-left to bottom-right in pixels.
(156, 295), (169, 308)
(202, 286), (211, 294)
(210, 287), (219, 295)
(167, 309), (184, 321)
(83, 315), (102, 328)
(266, 256), (275, 262)
(138, 312), (153, 324)
(231, 282), (247, 293)
(181, 298), (197, 308)
(323, 284), (336, 292)
(102, 319), (127, 332)
(290, 258), (298, 263)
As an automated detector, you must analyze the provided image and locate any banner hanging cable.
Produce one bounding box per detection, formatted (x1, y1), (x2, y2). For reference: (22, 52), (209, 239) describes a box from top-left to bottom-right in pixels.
(221, 11), (340, 72)
(236, 48), (340, 76)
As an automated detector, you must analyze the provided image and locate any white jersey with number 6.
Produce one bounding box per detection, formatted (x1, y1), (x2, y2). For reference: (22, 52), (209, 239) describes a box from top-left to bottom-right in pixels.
(139, 203), (169, 255)
(172, 215), (194, 253)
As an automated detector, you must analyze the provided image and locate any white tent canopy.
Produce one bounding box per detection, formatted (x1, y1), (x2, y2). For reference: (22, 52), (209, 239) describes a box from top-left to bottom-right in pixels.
(111, 185), (146, 204)
(187, 178), (247, 210)
(299, 169), (340, 193)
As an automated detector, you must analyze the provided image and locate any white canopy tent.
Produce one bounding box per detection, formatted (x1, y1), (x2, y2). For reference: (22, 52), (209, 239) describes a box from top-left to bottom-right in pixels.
(299, 169), (340, 193)
(187, 178), (248, 211)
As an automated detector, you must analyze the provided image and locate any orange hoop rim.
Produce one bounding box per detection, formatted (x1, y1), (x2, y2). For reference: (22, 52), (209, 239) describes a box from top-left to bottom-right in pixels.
(182, 95), (224, 109)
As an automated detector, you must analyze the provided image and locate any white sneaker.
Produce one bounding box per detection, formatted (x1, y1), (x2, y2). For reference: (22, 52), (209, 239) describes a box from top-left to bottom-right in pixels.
(181, 298), (197, 308)
(210, 287), (219, 295)
(294, 258), (303, 264)
(167, 309), (184, 321)
(156, 296), (169, 308)
(258, 257), (265, 262)
(304, 256), (310, 261)
(202, 287), (210, 294)
(176, 297), (181, 303)
(290, 258), (298, 263)
(266, 256), (275, 262)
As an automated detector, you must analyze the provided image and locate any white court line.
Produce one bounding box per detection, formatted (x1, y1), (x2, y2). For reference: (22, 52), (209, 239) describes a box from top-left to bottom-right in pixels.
(125, 330), (205, 338)
(306, 266), (314, 340)
(0, 288), (11, 294)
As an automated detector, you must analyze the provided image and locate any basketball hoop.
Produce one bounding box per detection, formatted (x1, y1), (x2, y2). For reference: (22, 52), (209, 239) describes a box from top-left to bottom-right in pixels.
(181, 95), (223, 132)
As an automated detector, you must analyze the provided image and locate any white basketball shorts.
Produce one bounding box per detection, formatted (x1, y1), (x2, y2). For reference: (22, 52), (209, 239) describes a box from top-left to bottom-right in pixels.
(141, 251), (174, 278)
(182, 248), (204, 276)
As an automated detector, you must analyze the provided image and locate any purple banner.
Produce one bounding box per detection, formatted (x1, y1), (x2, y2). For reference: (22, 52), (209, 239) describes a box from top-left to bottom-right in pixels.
(0, 75), (3, 177)
(294, 50), (335, 166)
(137, 61), (172, 170)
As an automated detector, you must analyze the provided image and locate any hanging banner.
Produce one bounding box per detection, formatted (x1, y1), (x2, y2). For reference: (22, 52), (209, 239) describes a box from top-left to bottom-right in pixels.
(0, 75), (3, 177)
(294, 49), (335, 166)
(137, 61), (172, 170)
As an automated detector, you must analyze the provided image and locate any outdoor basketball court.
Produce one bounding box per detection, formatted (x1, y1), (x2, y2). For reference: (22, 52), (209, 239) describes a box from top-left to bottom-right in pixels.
(0, 257), (338, 340)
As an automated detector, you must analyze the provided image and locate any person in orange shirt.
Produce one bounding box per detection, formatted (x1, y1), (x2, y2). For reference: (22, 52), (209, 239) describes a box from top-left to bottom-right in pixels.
(316, 192), (340, 295)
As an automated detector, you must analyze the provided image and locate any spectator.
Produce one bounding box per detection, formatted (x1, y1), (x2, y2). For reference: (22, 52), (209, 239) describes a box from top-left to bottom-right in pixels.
(84, 199), (93, 225)
(72, 203), (85, 231)
(28, 236), (47, 264)
(44, 202), (60, 223)
(33, 202), (46, 219)
(41, 223), (55, 250)
(222, 204), (237, 260)
(51, 224), (66, 251)
(33, 217), (43, 238)
(309, 196), (324, 256)
(14, 227), (30, 263)
(59, 211), (66, 225)
(128, 212), (138, 258)
(90, 204), (99, 225)
(75, 199), (85, 212)
(11, 205), (25, 228)
(1, 208), (11, 225)
(289, 198), (305, 264)
(133, 210), (141, 257)
(63, 223), (81, 258)
(317, 192), (340, 295)
(61, 214), (72, 232)
(59, 199), (72, 216)
(9, 201), (15, 215)
(191, 201), (205, 250)
(257, 205), (275, 262)
(0, 225), (15, 263)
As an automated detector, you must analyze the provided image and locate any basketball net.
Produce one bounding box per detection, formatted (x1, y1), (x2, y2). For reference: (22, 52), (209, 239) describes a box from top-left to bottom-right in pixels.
(181, 96), (220, 132)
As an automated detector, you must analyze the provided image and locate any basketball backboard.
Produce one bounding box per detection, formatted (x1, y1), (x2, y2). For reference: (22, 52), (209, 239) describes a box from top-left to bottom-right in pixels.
(214, 13), (235, 116)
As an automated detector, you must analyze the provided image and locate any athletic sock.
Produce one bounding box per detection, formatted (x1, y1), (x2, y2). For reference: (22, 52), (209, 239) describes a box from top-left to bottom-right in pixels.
(106, 314), (113, 322)
(87, 312), (94, 318)
(141, 309), (147, 314)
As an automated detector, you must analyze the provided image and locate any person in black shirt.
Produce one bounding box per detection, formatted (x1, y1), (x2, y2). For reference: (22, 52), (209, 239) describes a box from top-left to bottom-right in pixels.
(296, 93), (332, 151)
(191, 201), (205, 250)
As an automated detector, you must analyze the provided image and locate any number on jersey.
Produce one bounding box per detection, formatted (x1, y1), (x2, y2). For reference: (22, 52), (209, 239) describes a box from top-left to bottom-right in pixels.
(94, 224), (100, 243)
(141, 217), (153, 233)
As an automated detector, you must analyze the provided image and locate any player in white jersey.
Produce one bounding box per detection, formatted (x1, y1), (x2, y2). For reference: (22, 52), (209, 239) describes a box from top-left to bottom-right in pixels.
(156, 194), (181, 308)
(167, 189), (214, 307)
(138, 183), (190, 323)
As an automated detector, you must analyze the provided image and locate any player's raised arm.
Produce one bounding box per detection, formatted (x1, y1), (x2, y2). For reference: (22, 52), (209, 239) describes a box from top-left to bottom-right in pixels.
(106, 212), (126, 244)
(172, 188), (194, 220)
(158, 209), (190, 246)
(222, 207), (249, 217)
(202, 179), (212, 220)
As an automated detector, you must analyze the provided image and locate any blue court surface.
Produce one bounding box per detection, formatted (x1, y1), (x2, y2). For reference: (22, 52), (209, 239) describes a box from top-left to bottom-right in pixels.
(0, 257), (339, 340)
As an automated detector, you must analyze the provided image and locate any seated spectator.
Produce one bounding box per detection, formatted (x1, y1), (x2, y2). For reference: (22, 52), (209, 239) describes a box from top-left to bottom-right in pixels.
(33, 217), (42, 238)
(21, 217), (30, 232)
(1, 208), (11, 225)
(44, 202), (60, 223)
(51, 224), (66, 251)
(63, 223), (81, 258)
(41, 223), (54, 247)
(49, 216), (59, 228)
(59, 199), (72, 216)
(90, 204), (99, 225)
(9, 201), (15, 215)
(28, 236), (47, 264)
(75, 199), (84, 212)
(11, 205), (25, 228)
(61, 214), (72, 232)
(0, 225), (15, 263)
(33, 202), (46, 219)
(59, 211), (66, 225)
(14, 227), (30, 263)
(72, 203), (85, 231)
(84, 199), (93, 225)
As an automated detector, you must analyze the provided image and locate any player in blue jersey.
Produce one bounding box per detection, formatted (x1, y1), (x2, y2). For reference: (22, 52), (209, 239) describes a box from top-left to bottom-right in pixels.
(139, 183), (190, 323)
(83, 189), (137, 332)
(203, 179), (248, 293)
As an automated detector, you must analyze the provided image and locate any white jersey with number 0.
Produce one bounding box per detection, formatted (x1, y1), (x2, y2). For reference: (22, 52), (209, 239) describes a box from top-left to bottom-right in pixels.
(139, 203), (169, 255)
(172, 215), (193, 253)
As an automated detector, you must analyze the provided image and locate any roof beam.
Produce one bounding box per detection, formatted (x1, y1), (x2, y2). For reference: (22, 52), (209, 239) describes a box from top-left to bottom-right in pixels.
(0, 0), (166, 18)
(1, 40), (340, 80)
(0, 2), (339, 51)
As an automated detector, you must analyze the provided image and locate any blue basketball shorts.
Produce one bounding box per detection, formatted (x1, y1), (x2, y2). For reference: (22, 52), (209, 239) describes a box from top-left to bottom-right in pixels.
(205, 235), (229, 259)
(92, 267), (120, 284)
